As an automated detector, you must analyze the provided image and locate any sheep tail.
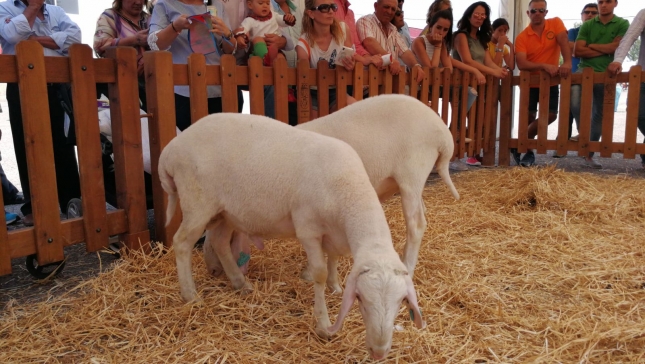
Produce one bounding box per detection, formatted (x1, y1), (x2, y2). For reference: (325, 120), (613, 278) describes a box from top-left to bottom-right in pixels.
(436, 146), (460, 200)
(159, 164), (178, 227)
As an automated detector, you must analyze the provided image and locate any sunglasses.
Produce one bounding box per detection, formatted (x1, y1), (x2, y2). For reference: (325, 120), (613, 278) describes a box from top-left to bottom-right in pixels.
(582, 10), (598, 15)
(395, 10), (404, 16)
(310, 3), (338, 13)
(529, 8), (546, 14)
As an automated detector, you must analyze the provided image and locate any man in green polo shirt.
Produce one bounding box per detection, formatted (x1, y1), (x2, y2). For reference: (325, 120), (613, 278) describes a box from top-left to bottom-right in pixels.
(570, 0), (629, 169)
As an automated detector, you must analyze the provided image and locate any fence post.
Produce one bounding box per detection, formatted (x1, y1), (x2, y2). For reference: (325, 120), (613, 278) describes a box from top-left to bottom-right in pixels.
(105, 47), (150, 250)
(144, 51), (179, 247)
(600, 71), (617, 157)
(273, 56), (289, 123)
(498, 76), (513, 166)
(220, 55), (238, 113)
(353, 65), (364, 100)
(297, 59), (311, 124)
(248, 56), (266, 116)
(368, 64), (379, 97)
(577, 67), (594, 157)
(336, 66), (349, 110)
(441, 69), (451, 125)
(430, 68), (441, 113)
(15, 41), (64, 265)
(68, 44), (110, 252)
(317, 60), (331, 117)
(481, 76), (496, 166)
(623, 66), (642, 159)
(188, 53), (209, 124)
(556, 73), (572, 157)
(536, 71), (550, 154)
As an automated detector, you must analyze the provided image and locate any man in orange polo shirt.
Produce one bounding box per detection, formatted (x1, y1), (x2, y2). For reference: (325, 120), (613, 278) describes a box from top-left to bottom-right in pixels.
(513, 0), (572, 167)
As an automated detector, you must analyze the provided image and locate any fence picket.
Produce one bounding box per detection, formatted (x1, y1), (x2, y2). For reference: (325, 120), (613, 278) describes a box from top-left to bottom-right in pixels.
(273, 56), (289, 123)
(536, 71), (550, 154)
(248, 56), (265, 116)
(556, 73), (572, 156)
(623, 67), (642, 159)
(577, 67), (594, 157)
(600, 72), (617, 158)
(518, 71), (530, 154)
(188, 53), (208, 123)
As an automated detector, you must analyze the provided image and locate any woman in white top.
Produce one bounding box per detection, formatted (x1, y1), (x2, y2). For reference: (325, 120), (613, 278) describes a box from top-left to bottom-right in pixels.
(295, 0), (367, 119)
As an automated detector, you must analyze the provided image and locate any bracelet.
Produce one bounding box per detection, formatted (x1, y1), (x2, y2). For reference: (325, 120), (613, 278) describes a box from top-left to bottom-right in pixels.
(495, 48), (503, 53)
(171, 21), (180, 34)
(414, 63), (422, 68)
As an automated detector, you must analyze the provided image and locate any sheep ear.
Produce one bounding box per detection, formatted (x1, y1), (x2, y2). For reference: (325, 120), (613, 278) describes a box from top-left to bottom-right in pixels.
(404, 275), (426, 329)
(327, 273), (357, 335)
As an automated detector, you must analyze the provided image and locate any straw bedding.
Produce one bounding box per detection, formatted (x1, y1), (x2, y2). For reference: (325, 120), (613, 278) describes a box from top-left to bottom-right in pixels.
(1, 167), (644, 363)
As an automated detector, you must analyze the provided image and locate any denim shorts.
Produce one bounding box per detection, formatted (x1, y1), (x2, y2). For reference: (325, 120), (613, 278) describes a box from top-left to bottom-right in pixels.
(528, 85), (559, 113)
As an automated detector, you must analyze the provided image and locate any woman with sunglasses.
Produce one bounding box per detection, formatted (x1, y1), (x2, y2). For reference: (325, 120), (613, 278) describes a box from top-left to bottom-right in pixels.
(148, 0), (239, 131)
(297, 0), (368, 118)
(453, 2), (508, 80)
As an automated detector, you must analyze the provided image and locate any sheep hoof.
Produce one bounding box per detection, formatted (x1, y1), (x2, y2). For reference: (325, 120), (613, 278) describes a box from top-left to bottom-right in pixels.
(235, 281), (254, 295)
(315, 325), (332, 340)
(328, 283), (343, 294)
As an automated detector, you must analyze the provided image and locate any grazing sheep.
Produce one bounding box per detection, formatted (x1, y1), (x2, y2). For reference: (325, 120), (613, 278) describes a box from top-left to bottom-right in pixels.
(212, 94), (459, 279)
(158, 114), (424, 360)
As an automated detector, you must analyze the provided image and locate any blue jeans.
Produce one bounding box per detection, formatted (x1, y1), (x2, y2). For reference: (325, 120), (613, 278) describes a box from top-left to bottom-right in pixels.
(570, 81), (605, 157)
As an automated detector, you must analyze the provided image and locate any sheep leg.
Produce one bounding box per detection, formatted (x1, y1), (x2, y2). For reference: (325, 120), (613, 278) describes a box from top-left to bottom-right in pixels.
(326, 254), (342, 294)
(300, 236), (332, 339)
(300, 262), (314, 281)
(400, 186), (428, 278)
(203, 229), (224, 276)
(210, 222), (254, 294)
(174, 221), (209, 302)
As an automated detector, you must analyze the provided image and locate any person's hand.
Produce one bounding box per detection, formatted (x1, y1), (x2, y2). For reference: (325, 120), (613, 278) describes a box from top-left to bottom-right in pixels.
(389, 59), (402, 75)
(283, 13), (296, 26)
(497, 35), (508, 48)
(447, 66), (454, 74)
(414, 65), (425, 84)
(542, 64), (559, 77)
(235, 33), (248, 48)
(473, 69), (486, 84)
(607, 61), (622, 76)
(429, 33), (443, 47)
(264, 33), (287, 50)
(493, 67), (509, 79)
(612, 35), (623, 43)
(370, 55), (384, 69)
(172, 14), (191, 31)
(209, 15), (232, 38)
(341, 54), (356, 71)
(135, 29), (149, 47)
(558, 61), (571, 78)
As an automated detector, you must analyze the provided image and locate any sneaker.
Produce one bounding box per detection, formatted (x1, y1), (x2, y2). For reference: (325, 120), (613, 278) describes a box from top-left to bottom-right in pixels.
(584, 158), (602, 169)
(570, 135), (579, 141)
(449, 160), (469, 171)
(5, 211), (17, 225)
(520, 151), (536, 167)
(510, 148), (521, 166)
(465, 157), (481, 166)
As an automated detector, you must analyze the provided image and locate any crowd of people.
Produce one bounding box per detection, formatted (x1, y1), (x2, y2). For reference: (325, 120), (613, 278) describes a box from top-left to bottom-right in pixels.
(0, 0), (644, 225)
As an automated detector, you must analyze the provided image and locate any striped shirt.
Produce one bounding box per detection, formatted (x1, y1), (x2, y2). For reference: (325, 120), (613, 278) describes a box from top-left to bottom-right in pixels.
(356, 13), (408, 60)
(613, 8), (645, 68)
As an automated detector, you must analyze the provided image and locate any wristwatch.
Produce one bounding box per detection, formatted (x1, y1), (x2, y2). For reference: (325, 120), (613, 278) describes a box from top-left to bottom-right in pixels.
(495, 48), (504, 53)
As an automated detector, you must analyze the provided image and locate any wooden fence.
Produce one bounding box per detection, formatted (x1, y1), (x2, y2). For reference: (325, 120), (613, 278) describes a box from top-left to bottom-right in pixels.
(0, 42), (643, 276)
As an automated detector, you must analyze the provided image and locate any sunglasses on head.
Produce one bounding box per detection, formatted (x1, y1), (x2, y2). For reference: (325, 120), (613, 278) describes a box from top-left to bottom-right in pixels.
(529, 8), (546, 14)
(582, 10), (598, 15)
(310, 3), (338, 13)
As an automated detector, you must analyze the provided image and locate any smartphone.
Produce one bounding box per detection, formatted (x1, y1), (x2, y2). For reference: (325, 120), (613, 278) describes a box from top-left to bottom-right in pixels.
(335, 46), (356, 65)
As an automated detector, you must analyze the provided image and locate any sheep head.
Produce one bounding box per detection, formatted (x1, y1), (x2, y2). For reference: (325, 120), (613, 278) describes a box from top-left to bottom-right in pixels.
(328, 260), (425, 360)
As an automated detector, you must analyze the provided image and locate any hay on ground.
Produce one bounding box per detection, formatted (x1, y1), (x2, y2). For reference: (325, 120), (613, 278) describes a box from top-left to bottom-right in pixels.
(1, 166), (644, 363)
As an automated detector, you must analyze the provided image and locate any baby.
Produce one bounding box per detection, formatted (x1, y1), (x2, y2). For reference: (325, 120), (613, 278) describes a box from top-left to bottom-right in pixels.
(235, 0), (296, 66)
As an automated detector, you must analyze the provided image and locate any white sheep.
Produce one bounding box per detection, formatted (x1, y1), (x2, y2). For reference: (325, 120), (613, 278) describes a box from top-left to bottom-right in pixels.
(209, 94), (459, 279)
(158, 114), (424, 360)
